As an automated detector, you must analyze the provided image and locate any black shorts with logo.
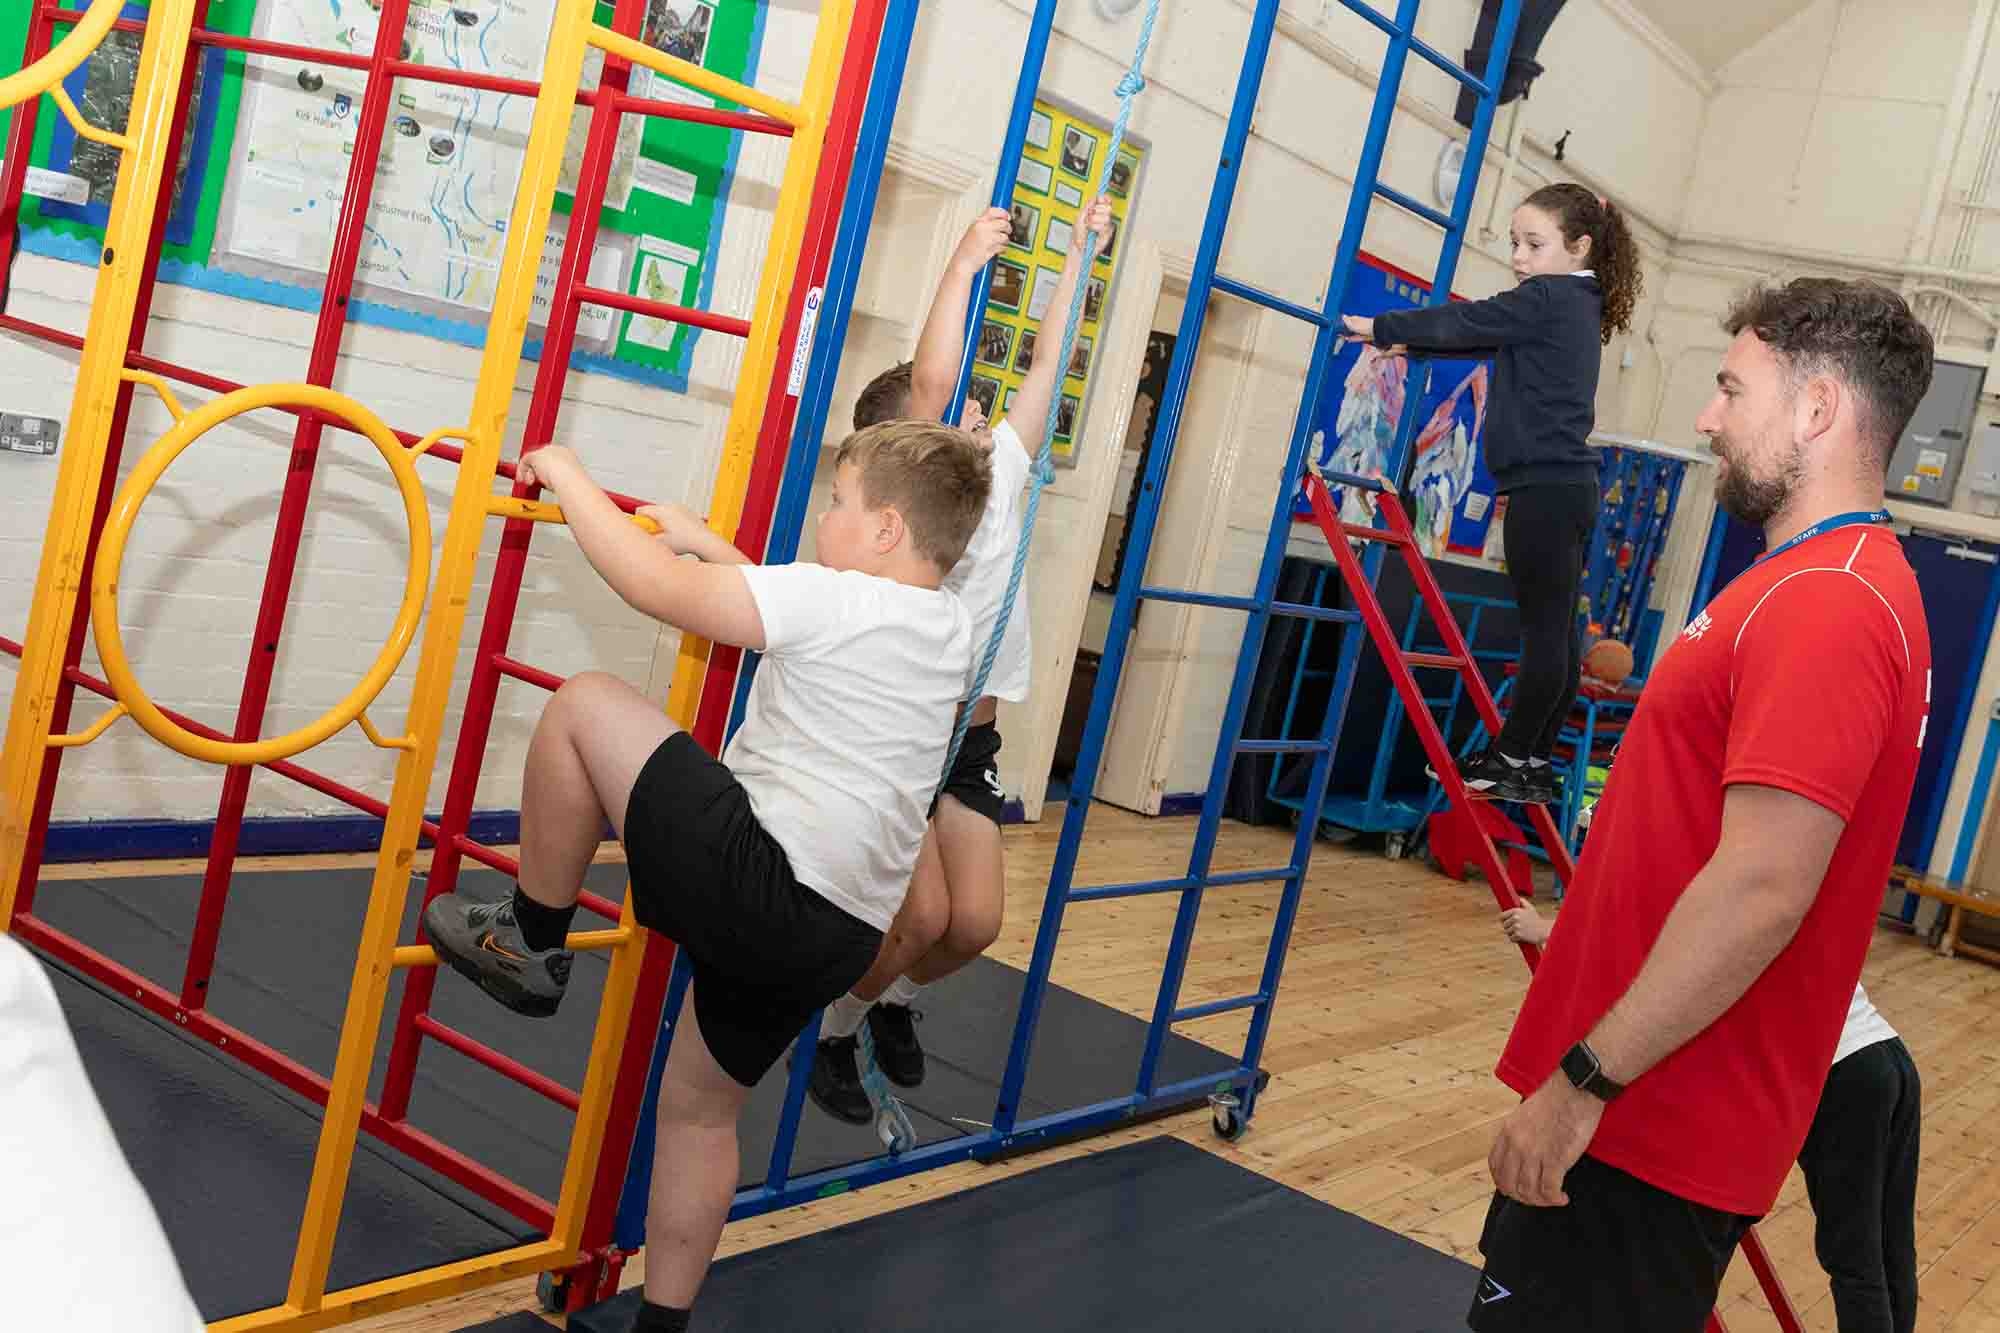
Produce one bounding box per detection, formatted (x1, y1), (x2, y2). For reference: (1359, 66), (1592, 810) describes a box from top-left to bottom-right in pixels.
(1467, 1153), (1756, 1333)
(621, 733), (883, 1087)
(931, 720), (1005, 825)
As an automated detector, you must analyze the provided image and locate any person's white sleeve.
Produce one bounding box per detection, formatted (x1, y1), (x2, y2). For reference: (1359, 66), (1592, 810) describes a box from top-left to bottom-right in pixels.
(736, 563), (848, 657)
(989, 420), (1035, 498)
(0, 936), (204, 1331)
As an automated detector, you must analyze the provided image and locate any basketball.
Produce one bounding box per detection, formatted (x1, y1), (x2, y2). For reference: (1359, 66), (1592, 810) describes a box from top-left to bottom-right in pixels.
(1582, 638), (1635, 688)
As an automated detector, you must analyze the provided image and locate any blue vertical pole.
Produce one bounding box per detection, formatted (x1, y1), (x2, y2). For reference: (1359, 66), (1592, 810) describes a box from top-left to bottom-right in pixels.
(989, 0), (1286, 1136)
(1950, 709), (2000, 883)
(618, 0), (923, 1245)
(730, 0), (920, 736)
(946, 0), (1062, 423)
(1133, 0), (1426, 1098)
(1218, 0), (1524, 1102)
(1308, 0), (1524, 891)
(1689, 501), (1731, 615)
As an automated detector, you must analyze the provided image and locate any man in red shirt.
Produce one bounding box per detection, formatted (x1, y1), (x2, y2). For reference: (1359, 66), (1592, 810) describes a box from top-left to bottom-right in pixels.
(1468, 278), (1934, 1333)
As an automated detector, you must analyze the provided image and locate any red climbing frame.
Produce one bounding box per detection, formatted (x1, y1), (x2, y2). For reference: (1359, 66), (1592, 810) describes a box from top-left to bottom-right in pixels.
(0, 0), (882, 1270)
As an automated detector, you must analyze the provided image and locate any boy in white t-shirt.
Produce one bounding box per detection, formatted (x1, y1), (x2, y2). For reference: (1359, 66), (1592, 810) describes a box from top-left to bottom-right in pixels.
(804, 195), (1114, 1121)
(1499, 905), (1920, 1332)
(420, 421), (990, 1333)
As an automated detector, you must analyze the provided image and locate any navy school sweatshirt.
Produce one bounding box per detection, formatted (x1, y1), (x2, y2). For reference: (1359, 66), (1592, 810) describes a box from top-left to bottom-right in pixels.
(1369, 272), (1602, 494)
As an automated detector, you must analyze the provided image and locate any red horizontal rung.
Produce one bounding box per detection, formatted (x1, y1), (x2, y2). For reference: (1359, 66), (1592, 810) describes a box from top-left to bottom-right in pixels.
(574, 286), (752, 339)
(10, 911), (556, 1230)
(1403, 651), (1467, 670)
(493, 654), (566, 693)
(1, 634), (20, 658)
(1341, 523), (1406, 546)
(0, 317), (652, 513)
(610, 90), (794, 137)
(44, 14), (795, 138)
(450, 834), (521, 879)
(415, 1015), (581, 1110)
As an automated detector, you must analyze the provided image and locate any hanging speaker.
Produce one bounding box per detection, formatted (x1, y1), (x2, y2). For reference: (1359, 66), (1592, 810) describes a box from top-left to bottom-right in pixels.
(1454, 0), (1570, 128)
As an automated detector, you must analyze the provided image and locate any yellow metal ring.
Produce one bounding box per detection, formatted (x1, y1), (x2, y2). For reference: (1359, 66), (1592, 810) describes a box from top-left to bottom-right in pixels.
(0, 0), (125, 111)
(90, 384), (434, 767)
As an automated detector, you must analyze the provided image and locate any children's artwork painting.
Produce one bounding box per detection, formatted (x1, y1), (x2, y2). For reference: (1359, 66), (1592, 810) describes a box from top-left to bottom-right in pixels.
(1300, 256), (1500, 562)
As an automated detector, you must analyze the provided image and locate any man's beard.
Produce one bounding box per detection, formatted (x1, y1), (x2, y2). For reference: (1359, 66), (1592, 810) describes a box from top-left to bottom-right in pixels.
(1713, 436), (1804, 527)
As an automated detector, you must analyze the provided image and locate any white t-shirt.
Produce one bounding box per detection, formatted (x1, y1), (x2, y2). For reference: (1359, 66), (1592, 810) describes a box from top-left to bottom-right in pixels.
(0, 935), (204, 1331)
(944, 419), (1034, 704)
(1833, 981), (1899, 1065)
(725, 563), (972, 931)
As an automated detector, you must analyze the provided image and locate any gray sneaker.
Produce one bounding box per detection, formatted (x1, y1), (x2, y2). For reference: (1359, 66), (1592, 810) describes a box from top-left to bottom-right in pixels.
(421, 892), (573, 1018)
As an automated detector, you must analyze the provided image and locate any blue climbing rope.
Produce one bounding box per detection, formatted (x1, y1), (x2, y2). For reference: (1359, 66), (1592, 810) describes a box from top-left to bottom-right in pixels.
(943, 0), (1161, 777)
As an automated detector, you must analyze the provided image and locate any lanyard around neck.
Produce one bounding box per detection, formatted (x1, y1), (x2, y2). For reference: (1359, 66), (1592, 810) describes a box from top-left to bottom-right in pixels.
(1754, 509), (1892, 566)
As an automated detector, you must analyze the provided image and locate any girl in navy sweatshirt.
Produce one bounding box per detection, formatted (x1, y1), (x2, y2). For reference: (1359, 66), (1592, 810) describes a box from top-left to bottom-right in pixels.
(1341, 183), (1641, 805)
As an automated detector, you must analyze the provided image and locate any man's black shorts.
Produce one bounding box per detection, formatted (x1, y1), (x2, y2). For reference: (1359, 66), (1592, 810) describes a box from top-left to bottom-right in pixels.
(621, 733), (882, 1087)
(931, 720), (1005, 824)
(1467, 1153), (1756, 1333)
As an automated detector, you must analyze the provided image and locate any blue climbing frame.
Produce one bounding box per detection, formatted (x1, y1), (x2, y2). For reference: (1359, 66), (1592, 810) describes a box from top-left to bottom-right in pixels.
(613, 0), (1522, 1243)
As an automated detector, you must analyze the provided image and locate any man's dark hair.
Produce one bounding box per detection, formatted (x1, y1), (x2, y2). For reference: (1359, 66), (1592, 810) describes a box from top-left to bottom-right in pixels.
(854, 361), (914, 430)
(1724, 278), (1935, 466)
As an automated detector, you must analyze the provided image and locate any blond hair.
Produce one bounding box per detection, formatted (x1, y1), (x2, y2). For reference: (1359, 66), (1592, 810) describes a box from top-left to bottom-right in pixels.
(833, 420), (992, 573)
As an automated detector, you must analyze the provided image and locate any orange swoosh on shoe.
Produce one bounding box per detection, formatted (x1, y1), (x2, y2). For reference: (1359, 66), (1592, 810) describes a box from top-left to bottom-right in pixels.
(477, 932), (528, 962)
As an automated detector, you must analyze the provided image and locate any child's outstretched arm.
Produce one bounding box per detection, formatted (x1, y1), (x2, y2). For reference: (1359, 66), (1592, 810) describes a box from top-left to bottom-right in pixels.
(1500, 902), (1552, 948)
(907, 208), (1014, 421)
(1009, 194), (1112, 457)
(1342, 279), (1554, 354)
(519, 446), (767, 650)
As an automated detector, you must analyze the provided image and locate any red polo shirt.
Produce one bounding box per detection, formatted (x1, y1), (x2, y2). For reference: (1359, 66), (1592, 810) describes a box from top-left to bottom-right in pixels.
(1497, 524), (1930, 1215)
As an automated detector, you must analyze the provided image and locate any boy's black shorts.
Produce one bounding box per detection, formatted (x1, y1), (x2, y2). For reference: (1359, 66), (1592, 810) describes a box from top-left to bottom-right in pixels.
(1467, 1152), (1756, 1333)
(621, 733), (883, 1087)
(931, 720), (1005, 825)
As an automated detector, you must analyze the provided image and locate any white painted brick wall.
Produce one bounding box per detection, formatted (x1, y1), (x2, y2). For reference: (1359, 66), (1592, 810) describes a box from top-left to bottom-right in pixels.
(1, 0), (1707, 827)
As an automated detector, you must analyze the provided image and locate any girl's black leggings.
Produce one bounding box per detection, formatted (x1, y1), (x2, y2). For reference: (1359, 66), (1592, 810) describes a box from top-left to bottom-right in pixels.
(1496, 482), (1599, 760)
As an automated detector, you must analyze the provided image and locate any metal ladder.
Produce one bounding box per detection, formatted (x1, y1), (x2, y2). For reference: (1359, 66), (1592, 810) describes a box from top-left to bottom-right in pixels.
(992, 0), (1526, 1139)
(1004, 3), (1802, 1329)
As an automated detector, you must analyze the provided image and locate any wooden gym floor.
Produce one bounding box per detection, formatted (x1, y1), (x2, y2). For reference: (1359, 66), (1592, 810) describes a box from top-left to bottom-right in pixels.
(51, 808), (2000, 1332)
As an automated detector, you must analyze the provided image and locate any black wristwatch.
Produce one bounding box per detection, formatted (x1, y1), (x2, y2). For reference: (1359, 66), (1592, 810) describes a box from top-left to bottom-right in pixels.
(1560, 1040), (1625, 1102)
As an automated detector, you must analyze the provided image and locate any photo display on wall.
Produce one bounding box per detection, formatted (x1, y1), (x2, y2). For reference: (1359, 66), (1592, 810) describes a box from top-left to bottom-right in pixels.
(1301, 255), (1503, 563)
(975, 97), (1144, 467)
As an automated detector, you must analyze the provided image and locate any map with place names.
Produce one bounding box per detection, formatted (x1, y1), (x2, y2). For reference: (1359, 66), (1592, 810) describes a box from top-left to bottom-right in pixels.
(222, 0), (564, 313)
(0, 0), (750, 383)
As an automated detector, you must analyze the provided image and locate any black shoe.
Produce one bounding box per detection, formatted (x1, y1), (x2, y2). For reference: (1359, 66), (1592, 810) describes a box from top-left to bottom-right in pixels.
(867, 1002), (926, 1088)
(805, 1034), (872, 1125)
(1429, 746), (1534, 803)
(1523, 764), (1559, 806)
(421, 892), (573, 1018)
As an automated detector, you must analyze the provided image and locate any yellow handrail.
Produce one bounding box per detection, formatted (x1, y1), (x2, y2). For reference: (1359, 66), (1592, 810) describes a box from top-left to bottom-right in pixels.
(0, 0), (124, 111)
(588, 24), (803, 126)
(89, 383), (433, 767)
(0, 0), (200, 932)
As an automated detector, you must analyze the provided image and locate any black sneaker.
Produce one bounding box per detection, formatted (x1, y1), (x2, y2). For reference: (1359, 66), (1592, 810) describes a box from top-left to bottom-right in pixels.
(805, 1034), (872, 1125)
(421, 892), (573, 1018)
(1523, 764), (1560, 806)
(867, 1003), (926, 1089)
(1429, 746), (1534, 803)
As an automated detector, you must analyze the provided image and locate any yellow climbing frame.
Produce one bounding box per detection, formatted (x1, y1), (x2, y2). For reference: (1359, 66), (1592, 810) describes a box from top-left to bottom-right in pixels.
(0, 0), (858, 1326)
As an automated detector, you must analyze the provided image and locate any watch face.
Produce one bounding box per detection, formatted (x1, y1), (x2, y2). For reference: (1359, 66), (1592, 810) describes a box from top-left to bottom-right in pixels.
(1562, 1043), (1598, 1086)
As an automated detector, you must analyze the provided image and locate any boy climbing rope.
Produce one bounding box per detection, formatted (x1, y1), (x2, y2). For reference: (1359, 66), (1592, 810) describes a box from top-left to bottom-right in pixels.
(806, 194), (1115, 1123)
(1342, 184), (1642, 805)
(419, 422), (990, 1333)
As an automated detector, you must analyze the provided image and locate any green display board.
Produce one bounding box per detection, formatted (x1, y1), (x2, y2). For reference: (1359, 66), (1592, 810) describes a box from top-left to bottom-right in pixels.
(0, 0), (767, 389)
